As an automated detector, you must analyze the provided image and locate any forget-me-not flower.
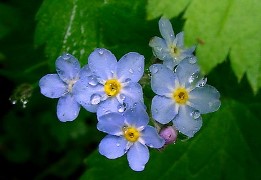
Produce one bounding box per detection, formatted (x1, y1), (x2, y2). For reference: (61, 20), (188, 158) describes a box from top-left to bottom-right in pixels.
(39, 53), (89, 122)
(74, 48), (145, 117)
(149, 17), (195, 70)
(97, 105), (165, 171)
(150, 57), (221, 137)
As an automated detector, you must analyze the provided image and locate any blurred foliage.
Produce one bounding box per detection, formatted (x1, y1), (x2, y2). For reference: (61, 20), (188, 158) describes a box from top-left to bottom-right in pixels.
(0, 0), (260, 179)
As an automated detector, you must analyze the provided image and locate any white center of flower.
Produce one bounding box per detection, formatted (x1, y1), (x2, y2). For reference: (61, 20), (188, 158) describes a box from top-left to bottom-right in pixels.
(67, 79), (78, 93)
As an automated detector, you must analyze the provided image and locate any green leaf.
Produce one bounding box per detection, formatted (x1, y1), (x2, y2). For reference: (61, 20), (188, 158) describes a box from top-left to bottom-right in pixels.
(80, 99), (261, 180)
(146, 0), (261, 92)
(146, 0), (191, 20)
(35, 0), (102, 68)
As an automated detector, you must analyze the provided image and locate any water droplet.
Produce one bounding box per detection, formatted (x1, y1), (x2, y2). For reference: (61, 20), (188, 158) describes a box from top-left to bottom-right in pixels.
(125, 78), (131, 83)
(188, 56), (197, 64)
(116, 143), (120, 147)
(188, 71), (200, 84)
(90, 94), (101, 105)
(119, 94), (125, 101)
(138, 66), (142, 72)
(62, 53), (71, 60)
(173, 65), (178, 72)
(196, 77), (207, 87)
(117, 104), (126, 113)
(98, 49), (104, 55)
(129, 68), (134, 74)
(88, 75), (98, 86)
(191, 110), (200, 119)
(150, 66), (158, 74)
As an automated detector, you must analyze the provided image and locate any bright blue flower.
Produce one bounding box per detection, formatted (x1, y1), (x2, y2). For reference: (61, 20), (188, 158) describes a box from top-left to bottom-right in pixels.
(149, 17), (195, 70)
(97, 105), (165, 171)
(149, 58), (221, 137)
(39, 53), (90, 122)
(74, 48), (145, 117)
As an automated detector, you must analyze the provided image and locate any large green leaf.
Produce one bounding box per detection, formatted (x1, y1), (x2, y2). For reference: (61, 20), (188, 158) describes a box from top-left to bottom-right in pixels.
(146, 0), (261, 93)
(80, 99), (261, 179)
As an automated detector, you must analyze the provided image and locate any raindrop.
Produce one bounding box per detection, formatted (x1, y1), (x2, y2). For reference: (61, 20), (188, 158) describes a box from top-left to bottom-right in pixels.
(62, 53), (71, 60)
(90, 94), (101, 105)
(119, 94), (125, 101)
(125, 78), (131, 83)
(138, 66), (142, 72)
(129, 68), (134, 74)
(116, 143), (120, 147)
(191, 110), (200, 119)
(98, 49), (104, 55)
(196, 77), (207, 87)
(188, 56), (197, 64)
(117, 104), (126, 113)
(88, 75), (98, 86)
(188, 71), (200, 84)
(9, 98), (17, 105)
(150, 65), (158, 74)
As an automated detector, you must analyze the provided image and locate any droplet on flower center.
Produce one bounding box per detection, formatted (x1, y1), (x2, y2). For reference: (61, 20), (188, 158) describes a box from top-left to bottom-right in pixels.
(123, 126), (140, 142)
(173, 87), (189, 104)
(104, 79), (121, 97)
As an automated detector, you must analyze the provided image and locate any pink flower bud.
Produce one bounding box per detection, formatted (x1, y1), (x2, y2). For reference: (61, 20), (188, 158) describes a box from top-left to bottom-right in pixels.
(159, 126), (178, 144)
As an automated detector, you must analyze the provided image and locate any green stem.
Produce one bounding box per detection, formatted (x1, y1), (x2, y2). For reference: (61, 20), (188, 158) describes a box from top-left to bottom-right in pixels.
(24, 61), (48, 74)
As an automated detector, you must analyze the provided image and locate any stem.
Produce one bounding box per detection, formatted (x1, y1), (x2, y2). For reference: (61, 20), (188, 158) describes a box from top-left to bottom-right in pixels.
(24, 61), (48, 74)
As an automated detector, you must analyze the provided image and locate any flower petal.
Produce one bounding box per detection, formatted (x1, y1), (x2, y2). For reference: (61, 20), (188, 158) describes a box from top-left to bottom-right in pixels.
(142, 126), (165, 148)
(151, 95), (177, 124)
(79, 65), (92, 80)
(39, 74), (67, 98)
(97, 113), (125, 135)
(150, 64), (177, 95)
(127, 142), (149, 171)
(96, 97), (120, 117)
(173, 105), (202, 138)
(117, 52), (144, 83)
(88, 48), (117, 80)
(176, 32), (184, 47)
(55, 53), (80, 82)
(123, 104), (149, 128)
(73, 78), (104, 113)
(99, 135), (127, 159)
(57, 94), (80, 122)
(189, 85), (221, 114)
(149, 37), (170, 60)
(176, 56), (200, 87)
(121, 82), (143, 103)
(159, 17), (175, 44)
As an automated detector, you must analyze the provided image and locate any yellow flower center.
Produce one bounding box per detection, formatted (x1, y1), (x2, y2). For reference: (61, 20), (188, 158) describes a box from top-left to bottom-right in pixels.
(104, 79), (121, 97)
(170, 44), (180, 58)
(173, 87), (189, 104)
(123, 126), (140, 142)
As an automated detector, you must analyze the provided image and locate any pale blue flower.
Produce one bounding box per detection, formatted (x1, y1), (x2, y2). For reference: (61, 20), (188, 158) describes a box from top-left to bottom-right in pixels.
(74, 48), (145, 117)
(39, 53), (90, 122)
(149, 17), (195, 70)
(150, 58), (221, 137)
(97, 105), (165, 171)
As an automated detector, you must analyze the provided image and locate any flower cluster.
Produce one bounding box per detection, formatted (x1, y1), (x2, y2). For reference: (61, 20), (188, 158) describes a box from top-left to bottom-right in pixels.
(39, 17), (220, 171)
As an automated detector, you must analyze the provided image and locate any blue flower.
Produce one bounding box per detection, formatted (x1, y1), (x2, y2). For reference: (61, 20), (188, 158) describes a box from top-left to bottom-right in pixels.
(149, 58), (221, 137)
(149, 17), (195, 70)
(39, 53), (90, 122)
(97, 105), (165, 171)
(74, 48), (145, 117)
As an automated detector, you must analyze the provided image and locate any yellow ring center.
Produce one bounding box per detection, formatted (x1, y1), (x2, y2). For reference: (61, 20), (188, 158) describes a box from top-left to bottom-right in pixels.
(104, 79), (121, 97)
(173, 87), (189, 104)
(123, 127), (140, 142)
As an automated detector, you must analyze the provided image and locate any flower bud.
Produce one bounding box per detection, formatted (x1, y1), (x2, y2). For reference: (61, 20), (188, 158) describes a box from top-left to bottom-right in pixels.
(159, 126), (178, 145)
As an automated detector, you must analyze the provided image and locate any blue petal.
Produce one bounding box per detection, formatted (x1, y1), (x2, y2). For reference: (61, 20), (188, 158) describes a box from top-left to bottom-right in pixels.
(55, 53), (80, 82)
(96, 97), (120, 117)
(57, 94), (80, 122)
(123, 105), (149, 128)
(162, 59), (176, 70)
(176, 56), (200, 87)
(150, 64), (177, 95)
(121, 82), (143, 103)
(79, 65), (92, 80)
(189, 85), (221, 114)
(159, 17), (175, 44)
(39, 74), (67, 98)
(97, 113), (125, 135)
(99, 135), (127, 159)
(142, 126), (165, 148)
(117, 52), (144, 83)
(173, 105), (202, 138)
(88, 48), (117, 80)
(151, 95), (177, 124)
(73, 78), (104, 113)
(176, 32), (184, 47)
(127, 142), (149, 171)
(149, 37), (170, 60)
